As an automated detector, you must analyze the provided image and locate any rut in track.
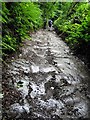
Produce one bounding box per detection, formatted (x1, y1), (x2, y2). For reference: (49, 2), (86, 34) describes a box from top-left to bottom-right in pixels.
(2, 30), (90, 120)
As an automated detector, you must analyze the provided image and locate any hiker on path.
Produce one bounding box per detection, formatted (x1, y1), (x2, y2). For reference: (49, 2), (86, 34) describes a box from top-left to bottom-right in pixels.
(48, 19), (53, 30)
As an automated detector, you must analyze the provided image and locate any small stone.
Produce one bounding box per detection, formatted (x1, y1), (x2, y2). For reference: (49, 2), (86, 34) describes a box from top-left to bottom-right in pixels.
(19, 54), (22, 57)
(51, 87), (54, 90)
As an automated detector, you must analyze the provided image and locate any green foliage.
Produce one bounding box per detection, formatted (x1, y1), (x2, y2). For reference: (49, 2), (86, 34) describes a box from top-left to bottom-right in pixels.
(1, 3), (9, 23)
(2, 2), (90, 61)
(2, 2), (43, 58)
(54, 3), (90, 49)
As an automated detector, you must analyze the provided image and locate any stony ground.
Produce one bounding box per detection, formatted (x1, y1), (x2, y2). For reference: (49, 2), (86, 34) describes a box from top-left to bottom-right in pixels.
(2, 30), (90, 120)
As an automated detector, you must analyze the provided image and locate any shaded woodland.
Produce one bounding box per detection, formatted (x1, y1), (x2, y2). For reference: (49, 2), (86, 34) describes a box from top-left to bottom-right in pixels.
(1, 2), (90, 65)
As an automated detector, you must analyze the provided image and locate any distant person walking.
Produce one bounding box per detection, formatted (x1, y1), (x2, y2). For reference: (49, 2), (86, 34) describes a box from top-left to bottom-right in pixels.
(48, 19), (53, 30)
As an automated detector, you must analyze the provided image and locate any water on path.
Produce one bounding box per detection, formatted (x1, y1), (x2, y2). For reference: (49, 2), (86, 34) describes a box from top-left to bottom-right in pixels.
(2, 30), (90, 120)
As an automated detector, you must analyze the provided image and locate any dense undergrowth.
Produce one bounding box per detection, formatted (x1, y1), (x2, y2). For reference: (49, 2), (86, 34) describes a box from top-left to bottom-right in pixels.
(2, 2), (43, 59)
(1, 2), (90, 65)
(54, 2), (90, 65)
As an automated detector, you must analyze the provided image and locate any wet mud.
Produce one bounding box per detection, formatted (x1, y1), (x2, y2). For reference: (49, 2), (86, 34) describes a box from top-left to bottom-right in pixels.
(2, 30), (90, 120)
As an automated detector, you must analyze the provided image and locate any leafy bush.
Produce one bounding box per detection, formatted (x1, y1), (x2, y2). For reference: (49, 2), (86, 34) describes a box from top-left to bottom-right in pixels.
(2, 2), (43, 58)
(54, 3), (90, 47)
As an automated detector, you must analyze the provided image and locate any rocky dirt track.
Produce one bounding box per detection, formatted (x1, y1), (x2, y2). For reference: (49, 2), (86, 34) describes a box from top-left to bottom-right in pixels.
(2, 30), (90, 120)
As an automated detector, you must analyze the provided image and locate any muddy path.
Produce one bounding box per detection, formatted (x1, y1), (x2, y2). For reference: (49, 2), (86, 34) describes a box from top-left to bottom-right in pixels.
(2, 30), (90, 120)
